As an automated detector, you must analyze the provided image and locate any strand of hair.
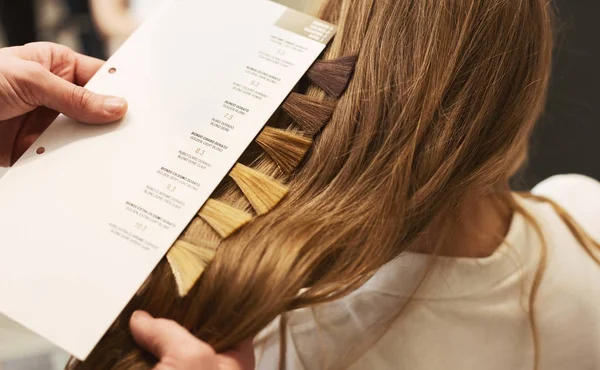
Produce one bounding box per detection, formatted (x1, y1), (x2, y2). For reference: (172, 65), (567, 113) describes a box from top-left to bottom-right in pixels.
(256, 126), (313, 174)
(166, 239), (216, 296)
(307, 55), (358, 98)
(282, 93), (336, 135)
(199, 199), (253, 239)
(228, 163), (289, 215)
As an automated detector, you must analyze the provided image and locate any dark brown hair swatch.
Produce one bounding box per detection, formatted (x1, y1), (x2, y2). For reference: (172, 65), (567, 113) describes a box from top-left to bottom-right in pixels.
(307, 55), (358, 97)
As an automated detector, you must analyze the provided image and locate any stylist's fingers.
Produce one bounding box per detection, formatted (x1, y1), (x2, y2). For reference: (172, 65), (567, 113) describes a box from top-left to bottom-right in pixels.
(25, 61), (127, 124)
(71, 52), (105, 85)
(130, 311), (217, 368)
(6, 42), (104, 85)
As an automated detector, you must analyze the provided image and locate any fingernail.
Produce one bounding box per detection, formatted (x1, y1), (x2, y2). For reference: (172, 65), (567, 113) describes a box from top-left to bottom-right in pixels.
(104, 97), (127, 114)
(131, 310), (151, 323)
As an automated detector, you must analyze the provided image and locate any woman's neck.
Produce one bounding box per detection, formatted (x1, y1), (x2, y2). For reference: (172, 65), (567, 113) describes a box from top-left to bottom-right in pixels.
(414, 193), (513, 258)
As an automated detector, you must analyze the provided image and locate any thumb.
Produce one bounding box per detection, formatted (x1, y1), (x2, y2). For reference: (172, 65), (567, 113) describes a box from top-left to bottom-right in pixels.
(129, 311), (181, 359)
(129, 311), (215, 362)
(32, 63), (127, 124)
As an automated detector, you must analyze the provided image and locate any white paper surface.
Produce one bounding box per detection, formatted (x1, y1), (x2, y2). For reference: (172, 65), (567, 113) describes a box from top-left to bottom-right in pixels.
(0, 0), (335, 360)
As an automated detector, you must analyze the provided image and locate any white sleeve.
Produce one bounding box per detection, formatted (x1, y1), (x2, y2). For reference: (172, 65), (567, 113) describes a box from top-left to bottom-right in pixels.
(532, 174), (600, 240)
(253, 283), (409, 370)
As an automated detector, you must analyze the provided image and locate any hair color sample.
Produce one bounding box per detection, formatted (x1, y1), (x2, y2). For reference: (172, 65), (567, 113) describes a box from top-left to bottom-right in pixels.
(307, 55), (357, 97)
(228, 163), (289, 215)
(199, 199), (253, 239)
(166, 240), (216, 296)
(282, 93), (336, 134)
(256, 127), (312, 174)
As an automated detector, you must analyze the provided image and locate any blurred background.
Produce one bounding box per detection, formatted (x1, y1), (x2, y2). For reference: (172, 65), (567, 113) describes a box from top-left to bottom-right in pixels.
(0, 0), (598, 369)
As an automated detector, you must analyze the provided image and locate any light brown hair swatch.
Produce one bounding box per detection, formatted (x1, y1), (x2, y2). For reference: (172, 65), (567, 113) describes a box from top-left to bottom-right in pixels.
(282, 93), (336, 134)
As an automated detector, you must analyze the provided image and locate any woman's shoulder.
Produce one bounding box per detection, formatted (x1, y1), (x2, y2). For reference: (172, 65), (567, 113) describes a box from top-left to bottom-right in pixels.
(531, 174), (600, 239)
(533, 174), (600, 197)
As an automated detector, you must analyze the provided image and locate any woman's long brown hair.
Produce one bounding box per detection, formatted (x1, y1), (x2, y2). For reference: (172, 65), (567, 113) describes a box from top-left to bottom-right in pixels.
(68, 0), (599, 369)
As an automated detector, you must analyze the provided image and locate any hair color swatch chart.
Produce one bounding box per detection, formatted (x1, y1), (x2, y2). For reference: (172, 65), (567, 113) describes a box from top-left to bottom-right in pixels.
(0, 0), (335, 360)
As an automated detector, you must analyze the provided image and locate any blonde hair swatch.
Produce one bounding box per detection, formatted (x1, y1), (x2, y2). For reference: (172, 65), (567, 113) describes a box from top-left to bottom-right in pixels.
(166, 240), (216, 297)
(198, 199), (253, 239)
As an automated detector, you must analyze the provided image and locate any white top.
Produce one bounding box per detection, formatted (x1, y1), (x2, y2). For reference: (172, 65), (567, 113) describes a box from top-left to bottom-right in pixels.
(254, 174), (600, 370)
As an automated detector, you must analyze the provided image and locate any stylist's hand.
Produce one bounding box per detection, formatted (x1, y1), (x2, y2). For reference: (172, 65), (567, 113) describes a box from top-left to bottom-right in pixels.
(130, 311), (255, 370)
(0, 42), (127, 167)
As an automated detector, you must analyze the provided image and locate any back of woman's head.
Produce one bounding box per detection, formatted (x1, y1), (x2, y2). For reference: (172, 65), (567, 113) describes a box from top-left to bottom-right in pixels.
(71, 0), (553, 368)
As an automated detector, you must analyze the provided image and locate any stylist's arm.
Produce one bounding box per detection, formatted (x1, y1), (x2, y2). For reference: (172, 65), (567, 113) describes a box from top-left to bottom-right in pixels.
(0, 42), (128, 167)
(130, 311), (255, 370)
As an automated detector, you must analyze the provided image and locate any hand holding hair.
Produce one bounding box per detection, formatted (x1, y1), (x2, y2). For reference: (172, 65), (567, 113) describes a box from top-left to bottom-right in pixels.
(0, 42), (128, 167)
(130, 311), (255, 370)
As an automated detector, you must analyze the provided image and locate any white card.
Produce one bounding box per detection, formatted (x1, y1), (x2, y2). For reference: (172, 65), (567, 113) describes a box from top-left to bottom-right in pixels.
(0, 0), (335, 360)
